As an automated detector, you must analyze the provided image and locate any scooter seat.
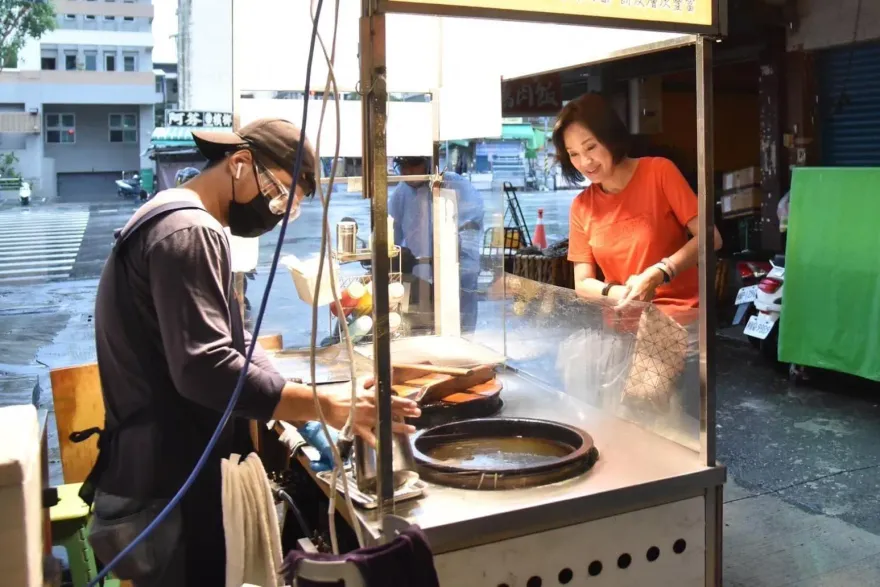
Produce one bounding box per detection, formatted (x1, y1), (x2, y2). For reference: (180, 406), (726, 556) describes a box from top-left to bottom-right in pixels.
(772, 254), (785, 268)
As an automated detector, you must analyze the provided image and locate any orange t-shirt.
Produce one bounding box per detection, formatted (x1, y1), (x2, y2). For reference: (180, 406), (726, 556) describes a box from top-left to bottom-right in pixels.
(567, 157), (699, 309)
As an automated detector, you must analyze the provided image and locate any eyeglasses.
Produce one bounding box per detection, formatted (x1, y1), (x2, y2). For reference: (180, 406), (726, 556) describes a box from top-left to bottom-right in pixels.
(254, 160), (311, 219)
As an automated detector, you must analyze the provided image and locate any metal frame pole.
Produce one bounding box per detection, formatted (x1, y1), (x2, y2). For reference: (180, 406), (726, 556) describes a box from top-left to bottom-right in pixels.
(696, 35), (716, 471)
(360, 0), (396, 513)
(696, 35), (722, 587)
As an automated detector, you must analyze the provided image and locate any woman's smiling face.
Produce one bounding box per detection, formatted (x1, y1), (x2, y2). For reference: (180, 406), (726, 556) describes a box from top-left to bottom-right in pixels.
(562, 122), (616, 185)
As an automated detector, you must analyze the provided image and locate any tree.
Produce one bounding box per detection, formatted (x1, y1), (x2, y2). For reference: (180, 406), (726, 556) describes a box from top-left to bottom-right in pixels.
(0, 0), (56, 72)
(0, 152), (22, 179)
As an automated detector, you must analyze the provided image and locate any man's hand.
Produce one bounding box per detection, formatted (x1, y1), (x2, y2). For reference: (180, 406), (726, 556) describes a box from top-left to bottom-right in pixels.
(616, 267), (664, 309)
(320, 378), (421, 446)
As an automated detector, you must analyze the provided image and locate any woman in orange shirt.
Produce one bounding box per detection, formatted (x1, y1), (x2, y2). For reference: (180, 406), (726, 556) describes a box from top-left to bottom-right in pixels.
(553, 93), (722, 311)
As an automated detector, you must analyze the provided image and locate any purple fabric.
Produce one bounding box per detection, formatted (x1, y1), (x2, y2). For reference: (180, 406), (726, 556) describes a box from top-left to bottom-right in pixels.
(283, 527), (440, 587)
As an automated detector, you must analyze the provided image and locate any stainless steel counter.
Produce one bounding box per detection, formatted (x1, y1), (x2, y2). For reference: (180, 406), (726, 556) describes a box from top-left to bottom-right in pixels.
(274, 354), (725, 554)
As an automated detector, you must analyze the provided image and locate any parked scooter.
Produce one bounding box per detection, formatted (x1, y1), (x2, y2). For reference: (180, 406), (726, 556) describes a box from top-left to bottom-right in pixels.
(731, 259), (772, 326)
(743, 254), (785, 359)
(115, 173), (148, 201)
(19, 181), (31, 206)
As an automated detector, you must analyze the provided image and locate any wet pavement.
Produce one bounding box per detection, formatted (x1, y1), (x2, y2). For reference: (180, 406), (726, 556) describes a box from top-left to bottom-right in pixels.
(3, 192), (880, 584)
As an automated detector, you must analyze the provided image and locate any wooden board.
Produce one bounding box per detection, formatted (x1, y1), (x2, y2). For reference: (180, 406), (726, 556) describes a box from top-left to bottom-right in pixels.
(49, 363), (104, 485)
(257, 333), (283, 352)
(392, 365), (496, 403)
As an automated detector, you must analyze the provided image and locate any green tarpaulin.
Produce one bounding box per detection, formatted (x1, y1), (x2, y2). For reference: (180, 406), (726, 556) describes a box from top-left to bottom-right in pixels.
(778, 167), (880, 380)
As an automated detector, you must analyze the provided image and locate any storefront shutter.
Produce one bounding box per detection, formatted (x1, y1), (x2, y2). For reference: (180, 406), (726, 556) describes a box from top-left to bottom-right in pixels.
(818, 41), (880, 167)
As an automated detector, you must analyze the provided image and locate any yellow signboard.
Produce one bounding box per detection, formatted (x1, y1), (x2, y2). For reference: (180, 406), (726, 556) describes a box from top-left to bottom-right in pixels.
(384, 0), (715, 30)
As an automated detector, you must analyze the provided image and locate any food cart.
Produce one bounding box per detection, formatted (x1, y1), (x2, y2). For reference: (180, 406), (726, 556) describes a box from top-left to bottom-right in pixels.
(233, 0), (726, 585)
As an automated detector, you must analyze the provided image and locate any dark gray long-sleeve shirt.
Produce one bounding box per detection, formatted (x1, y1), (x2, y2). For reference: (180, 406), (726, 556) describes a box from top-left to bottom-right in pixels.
(93, 198), (284, 497)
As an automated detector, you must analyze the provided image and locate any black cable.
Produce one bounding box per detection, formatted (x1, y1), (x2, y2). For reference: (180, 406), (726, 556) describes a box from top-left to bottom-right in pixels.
(86, 1), (325, 583)
(273, 487), (312, 540)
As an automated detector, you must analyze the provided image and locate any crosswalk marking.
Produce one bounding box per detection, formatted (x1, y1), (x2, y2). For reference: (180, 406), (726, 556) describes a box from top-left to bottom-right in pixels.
(0, 236), (84, 245)
(0, 224), (86, 236)
(0, 251), (81, 260)
(0, 208), (89, 284)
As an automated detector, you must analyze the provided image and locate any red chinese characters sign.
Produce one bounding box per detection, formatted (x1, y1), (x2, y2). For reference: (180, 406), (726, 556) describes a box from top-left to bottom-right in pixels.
(502, 73), (563, 117)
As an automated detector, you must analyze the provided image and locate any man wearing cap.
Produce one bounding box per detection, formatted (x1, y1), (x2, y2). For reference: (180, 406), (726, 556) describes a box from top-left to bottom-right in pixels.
(85, 119), (420, 586)
(389, 156), (485, 332)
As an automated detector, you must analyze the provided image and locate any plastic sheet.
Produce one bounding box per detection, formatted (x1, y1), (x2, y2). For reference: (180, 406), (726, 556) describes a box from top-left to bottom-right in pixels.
(502, 276), (700, 451)
(778, 167), (880, 380)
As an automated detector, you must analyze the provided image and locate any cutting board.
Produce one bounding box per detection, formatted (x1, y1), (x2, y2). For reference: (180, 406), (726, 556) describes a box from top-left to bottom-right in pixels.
(392, 364), (496, 404)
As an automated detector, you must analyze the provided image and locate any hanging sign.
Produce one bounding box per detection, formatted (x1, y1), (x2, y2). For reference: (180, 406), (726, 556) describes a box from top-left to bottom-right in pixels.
(166, 110), (233, 128)
(381, 0), (717, 32)
(502, 73), (563, 117)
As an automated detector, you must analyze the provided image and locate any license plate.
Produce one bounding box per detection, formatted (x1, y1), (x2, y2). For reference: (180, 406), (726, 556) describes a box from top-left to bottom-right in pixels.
(744, 313), (777, 340)
(735, 285), (758, 305)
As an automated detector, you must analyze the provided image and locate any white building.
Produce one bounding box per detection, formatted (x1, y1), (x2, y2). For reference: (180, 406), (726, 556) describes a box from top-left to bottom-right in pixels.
(0, 0), (161, 201)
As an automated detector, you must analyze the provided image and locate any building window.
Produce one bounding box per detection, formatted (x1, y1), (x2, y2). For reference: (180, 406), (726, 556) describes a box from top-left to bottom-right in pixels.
(124, 16), (134, 21)
(105, 53), (116, 71)
(84, 52), (97, 71)
(65, 54), (77, 71)
(64, 14), (76, 20)
(85, 15), (96, 21)
(41, 57), (56, 70)
(105, 15), (115, 21)
(123, 54), (136, 72)
(155, 77), (162, 92)
(109, 113), (137, 143)
(46, 114), (76, 144)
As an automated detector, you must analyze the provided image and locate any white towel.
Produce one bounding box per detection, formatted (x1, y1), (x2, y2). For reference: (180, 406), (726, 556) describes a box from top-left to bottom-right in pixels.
(222, 453), (284, 587)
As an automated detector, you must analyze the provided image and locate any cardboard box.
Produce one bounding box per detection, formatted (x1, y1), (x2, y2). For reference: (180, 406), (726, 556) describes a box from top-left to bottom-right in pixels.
(723, 166), (760, 193)
(0, 405), (42, 587)
(721, 188), (763, 218)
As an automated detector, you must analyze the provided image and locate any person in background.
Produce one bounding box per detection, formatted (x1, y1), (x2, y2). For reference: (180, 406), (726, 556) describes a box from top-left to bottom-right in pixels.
(552, 93), (723, 311)
(174, 166), (200, 187)
(388, 156), (485, 332)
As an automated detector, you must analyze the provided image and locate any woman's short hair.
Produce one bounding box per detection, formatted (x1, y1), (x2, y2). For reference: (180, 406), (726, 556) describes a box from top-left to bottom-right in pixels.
(552, 93), (631, 185)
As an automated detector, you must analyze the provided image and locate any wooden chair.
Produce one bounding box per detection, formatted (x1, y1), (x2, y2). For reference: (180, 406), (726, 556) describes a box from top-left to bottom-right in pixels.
(48, 362), (122, 587)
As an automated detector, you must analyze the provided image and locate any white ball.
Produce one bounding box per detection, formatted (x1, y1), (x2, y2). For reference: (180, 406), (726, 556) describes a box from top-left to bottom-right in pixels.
(352, 315), (373, 336)
(388, 282), (405, 301)
(389, 312), (401, 331)
(347, 281), (365, 300)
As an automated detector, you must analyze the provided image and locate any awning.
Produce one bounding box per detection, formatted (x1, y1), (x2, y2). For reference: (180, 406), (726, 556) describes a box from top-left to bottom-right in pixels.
(151, 126), (230, 148)
(501, 123), (534, 141)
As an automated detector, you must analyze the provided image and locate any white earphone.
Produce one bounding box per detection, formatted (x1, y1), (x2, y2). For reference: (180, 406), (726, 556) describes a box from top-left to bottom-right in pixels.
(235, 163), (242, 180)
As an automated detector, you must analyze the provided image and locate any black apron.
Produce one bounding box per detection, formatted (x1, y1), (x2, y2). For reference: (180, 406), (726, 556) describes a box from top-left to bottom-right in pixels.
(74, 201), (253, 585)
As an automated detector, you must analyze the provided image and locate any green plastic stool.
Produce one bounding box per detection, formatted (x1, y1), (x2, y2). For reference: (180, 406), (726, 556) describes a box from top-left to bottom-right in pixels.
(50, 482), (121, 587)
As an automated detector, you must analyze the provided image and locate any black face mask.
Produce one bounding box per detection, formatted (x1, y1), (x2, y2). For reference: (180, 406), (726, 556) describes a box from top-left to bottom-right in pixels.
(228, 165), (284, 238)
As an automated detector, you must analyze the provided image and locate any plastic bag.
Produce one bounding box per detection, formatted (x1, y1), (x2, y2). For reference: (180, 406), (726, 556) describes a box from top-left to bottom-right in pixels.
(778, 190), (790, 233)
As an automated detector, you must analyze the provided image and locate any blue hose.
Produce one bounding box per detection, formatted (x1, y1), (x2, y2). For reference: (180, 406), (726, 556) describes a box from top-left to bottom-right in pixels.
(86, 1), (325, 583)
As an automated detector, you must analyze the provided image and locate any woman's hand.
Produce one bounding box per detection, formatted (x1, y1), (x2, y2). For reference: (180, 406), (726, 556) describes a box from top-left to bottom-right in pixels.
(606, 284), (632, 302)
(320, 379), (421, 446)
(616, 267), (665, 309)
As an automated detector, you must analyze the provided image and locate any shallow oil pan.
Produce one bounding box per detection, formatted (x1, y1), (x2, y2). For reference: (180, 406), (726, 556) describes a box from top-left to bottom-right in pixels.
(411, 417), (599, 490)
